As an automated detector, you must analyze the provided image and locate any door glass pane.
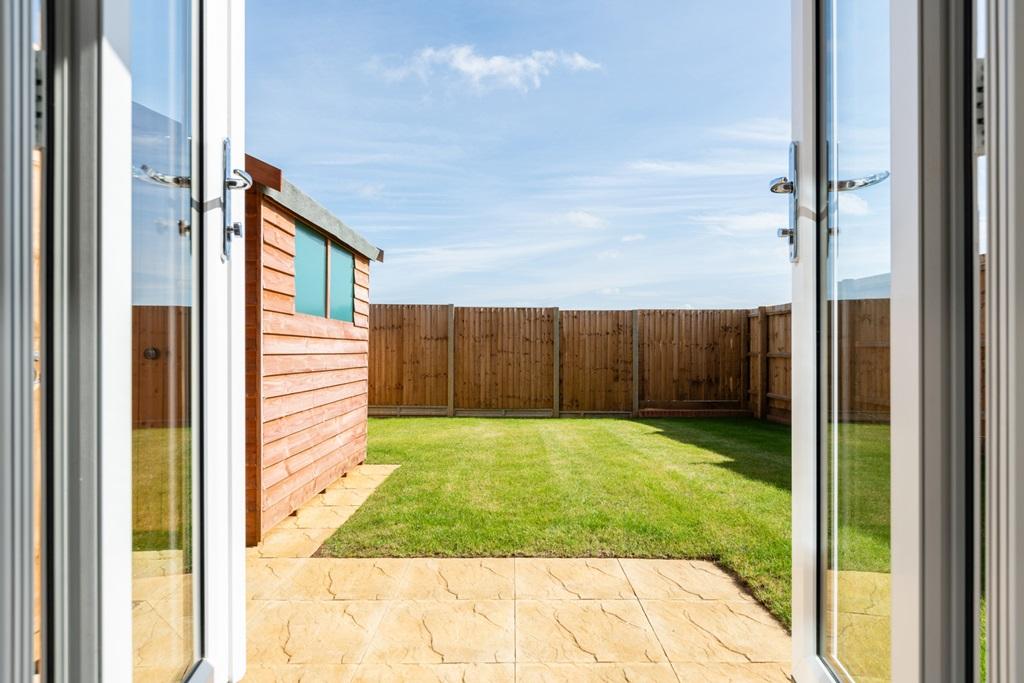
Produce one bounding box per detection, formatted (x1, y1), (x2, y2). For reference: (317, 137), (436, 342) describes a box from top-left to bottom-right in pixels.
(130, 1), (199, 680)
(821, 0), (892, 680)
(329, 244), (354, 322)
(295, 223), (327, 316)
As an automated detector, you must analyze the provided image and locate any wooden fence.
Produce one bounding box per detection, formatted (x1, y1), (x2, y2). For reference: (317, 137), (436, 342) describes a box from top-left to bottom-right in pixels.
(369, 305), (756, 418)
(133, 305), (191, 428)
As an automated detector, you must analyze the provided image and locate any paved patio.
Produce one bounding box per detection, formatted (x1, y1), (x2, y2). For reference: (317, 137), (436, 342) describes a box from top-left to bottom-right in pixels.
(243, 464), (793, 682)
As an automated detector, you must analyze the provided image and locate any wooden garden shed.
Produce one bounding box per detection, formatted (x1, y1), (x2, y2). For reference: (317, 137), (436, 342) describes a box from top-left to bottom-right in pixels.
(244, 155), (383, 545)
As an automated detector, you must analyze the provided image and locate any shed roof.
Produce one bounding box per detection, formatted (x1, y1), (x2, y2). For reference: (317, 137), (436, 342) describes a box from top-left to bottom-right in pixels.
(246, 155), (384, 262)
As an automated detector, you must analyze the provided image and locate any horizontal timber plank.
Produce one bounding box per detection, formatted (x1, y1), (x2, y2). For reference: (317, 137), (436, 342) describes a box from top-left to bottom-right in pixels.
(262, 367), (368, 399)
(262, 409), (367, 468)
(262, 380), (367, 422)
(262, 267), (295, 296)
(263, 353), (367, 377)
(262, 222), (295, 255)
(263, 393), (368, 443)
(262, 310), (369, 340)
(262, 421), (367, 489)
(263, 290), (293, 315)
(262, 434), (367, 510)
(261, 242), (294, 275)
(263, 335), (367, 355)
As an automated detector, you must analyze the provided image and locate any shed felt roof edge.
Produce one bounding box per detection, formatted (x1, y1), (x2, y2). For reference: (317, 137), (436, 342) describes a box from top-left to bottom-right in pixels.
(246, 155), (383, 262)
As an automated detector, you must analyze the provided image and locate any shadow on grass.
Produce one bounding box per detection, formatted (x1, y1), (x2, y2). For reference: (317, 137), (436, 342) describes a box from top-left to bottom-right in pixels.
(637, 417), (792, 494)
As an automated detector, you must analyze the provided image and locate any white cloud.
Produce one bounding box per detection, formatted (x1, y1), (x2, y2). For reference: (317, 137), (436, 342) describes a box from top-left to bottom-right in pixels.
(838, 193), (871, 216)
(621, 233), (645, 242)
(376, 44), (601, 92)
(596, 249), (621, 260)
(562, 210), (607, 229)
(385, 236), (593, 275)
(598, 287), (621, 295)
(625, 158), (781, 177)
(354, 183), (385, 199)
(700, 210), (787, 235)
(713, 118), (790, 144)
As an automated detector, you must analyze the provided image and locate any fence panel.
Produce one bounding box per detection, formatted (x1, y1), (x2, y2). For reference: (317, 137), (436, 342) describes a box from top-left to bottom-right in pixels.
(559, 310), (633, 413)
(766, 305), (792, 423)
(368, 304), (449, 409)
(367, 303), (910, 424)
(133, 305), (191, 428)
(454, 307), (556, 411)
(638, 309), (747, 410)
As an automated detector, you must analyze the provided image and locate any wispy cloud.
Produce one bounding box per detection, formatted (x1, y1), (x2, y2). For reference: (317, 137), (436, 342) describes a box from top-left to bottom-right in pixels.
(625, 158), (780, 177)
(385, 236), (593, 275)
(699, 210), (786, 235)
(621, 233), (645, 242)
(562, 210), (607, 229)
(373, 44), (601, 92)
(838, 193), (871, 216)
(353, 183), (385, 199)
(713, 118), (790, 144)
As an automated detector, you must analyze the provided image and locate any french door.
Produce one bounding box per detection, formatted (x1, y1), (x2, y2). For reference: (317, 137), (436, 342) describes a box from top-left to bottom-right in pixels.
(126, 0), (248, 680)
(0, 0), (247, 679)
(789, 0), (978, 681)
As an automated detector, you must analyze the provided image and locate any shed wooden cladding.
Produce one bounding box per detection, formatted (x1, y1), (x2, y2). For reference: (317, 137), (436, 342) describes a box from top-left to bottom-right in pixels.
(245, 180), (376, 546)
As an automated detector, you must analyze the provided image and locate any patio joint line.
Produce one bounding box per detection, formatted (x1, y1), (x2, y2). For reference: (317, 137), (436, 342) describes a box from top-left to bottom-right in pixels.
(513, 557), (517, 679)
(355, 559), (413, 666)
(619, 558), (680, 682)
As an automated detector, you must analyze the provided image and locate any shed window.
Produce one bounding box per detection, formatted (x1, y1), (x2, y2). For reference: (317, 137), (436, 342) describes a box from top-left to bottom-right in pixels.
(294, 222), (327, 316)
(293, 221), (357, 321)
(329, 243), (355, 322)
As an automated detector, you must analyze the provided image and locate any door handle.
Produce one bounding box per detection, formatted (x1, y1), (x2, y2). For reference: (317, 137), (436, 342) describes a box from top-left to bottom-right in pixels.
(134, 164), (191, 189)
(769, 170), (889, 194)
(830, 170), (889, 191)
(222, 138), (252, 261)
(772, 142), (799, 262)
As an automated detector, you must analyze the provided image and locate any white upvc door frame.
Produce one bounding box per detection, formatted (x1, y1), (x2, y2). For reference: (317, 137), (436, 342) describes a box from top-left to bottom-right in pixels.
(200, 0), (248, 679)
(789, 0), (828, 680)
(46, 0), (247, 680)
(790, 0), (975, 681)
(984, 0), (1024, 678)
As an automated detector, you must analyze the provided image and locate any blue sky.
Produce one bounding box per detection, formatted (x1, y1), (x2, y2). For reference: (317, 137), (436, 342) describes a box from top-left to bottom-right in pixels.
(246, 0), (793, 309)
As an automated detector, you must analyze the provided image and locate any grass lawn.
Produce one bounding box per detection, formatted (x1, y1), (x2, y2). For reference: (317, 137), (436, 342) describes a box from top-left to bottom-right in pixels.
(321, 417), (893, 628)
(132, 427), (192, 554)
(322, 417), (798, 623)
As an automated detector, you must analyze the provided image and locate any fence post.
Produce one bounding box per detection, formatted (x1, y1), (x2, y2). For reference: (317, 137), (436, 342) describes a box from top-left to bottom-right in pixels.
(757, 306), (769, 420)
(632, 310), (640, 417)
(447, 304), (455, 416)
(552, 308), (560, 417)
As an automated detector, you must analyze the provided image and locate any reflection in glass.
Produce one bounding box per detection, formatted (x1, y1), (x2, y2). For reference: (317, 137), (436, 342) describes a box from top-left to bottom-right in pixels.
(130, 1), (198, 680)
(821, 0), (892, 680)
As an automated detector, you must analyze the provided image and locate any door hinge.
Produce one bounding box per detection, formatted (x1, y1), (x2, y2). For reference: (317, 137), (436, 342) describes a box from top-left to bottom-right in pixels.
(34, 49), (46, 148)
(975, 57), (986, 157)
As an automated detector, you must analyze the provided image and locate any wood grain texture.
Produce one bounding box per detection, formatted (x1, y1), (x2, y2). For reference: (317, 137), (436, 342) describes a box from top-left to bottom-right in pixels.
(559, 309), (632, 413)
(637, 309), (747, 410)
(133, 306), (191, 428)
(245, 190), (265, 544)
(246, 193), (372, 544)
(368, 304), (450, 407)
